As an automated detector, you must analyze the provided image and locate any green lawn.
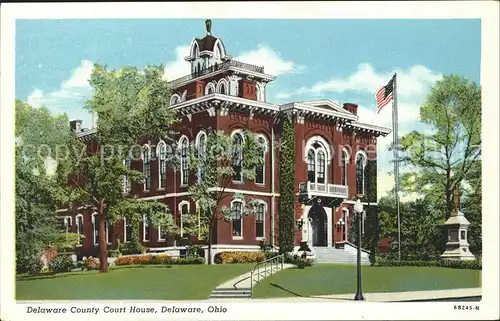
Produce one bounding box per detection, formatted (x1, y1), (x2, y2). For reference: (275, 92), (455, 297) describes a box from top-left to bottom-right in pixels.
(253, 264), (481, 298)
(16, 264), (253, 300)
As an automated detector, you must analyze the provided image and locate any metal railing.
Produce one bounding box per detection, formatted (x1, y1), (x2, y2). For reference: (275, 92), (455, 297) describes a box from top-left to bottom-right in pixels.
(237, 254), (284, 295)
(168, 59), (265, 87)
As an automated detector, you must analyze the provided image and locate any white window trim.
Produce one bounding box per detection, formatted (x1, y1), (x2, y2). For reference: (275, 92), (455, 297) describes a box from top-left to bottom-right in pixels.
(105, 221), (111, 245)
(306, 146), (329, 185)
(181, 90), (187, 102)
(91, 212), (99, 245)
(341, 148), (350, 186)
(170, 94), (181, 106)
(75, 214), (84, 247)
(355, 150), (368, 195)
(123, 217), (131, 243)
(142, 144), (151, 192)
(230, 129), (245, 184)
(157, 140), (167, 190)
(216, 78), (229, 94)
(230, 199), (244, 240)
(195, 131), (207, 184)
(304, 135), (332, 164)
(178, 200), (190, 238)
(142, 214), (150, 242)
(341, 208), (349, 241)
(64, 216), (72, 233)
(205, 82), (216, 95)
(122, 157), (131, 194)
(178, 136), (190, 187)
(255, 134), (268, 186)
(254, 200), (267, 240)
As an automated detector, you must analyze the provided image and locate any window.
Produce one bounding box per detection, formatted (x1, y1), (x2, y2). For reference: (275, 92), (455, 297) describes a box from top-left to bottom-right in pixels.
(255, 136), (266, 185)
(64, 216), (72, 233)
(158, 141), (167, 189)
(143, 215), (150, 242)
(143, 145), (151, 191)
(255, 203), (265, 239)
(197, 132), (206, 183)
(123, 157), (131, 193)
(180, 137), (189, 185)
(106, 221), (112, 244)
(356, 153), (366, 195)
(205, 82), (216, 95)
(341, 151), (348, 186)
(158, 224), (169, 241)
(232, 133), (244, 182)
(307, 149), (316, 183)
(92, 213), (99, 245)
(170, 94), (180, 106)
(179, 202), (189, 237)
(317, 151), (326, 184)
(231, 201), (243, 238)
(124, 218), (133, 243)
(76, 215), (83, 245)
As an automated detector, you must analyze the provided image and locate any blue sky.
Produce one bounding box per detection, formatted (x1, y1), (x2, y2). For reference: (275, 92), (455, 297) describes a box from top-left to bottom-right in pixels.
(15, 19), (481, 198)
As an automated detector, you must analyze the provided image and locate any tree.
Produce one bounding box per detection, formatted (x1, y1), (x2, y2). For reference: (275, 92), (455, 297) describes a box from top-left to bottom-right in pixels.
(277, 116), (296, 253)
(62, 64), (179, 272)
(398, 75), (481, 220)
(461, 159), (481, 256)
(184, 129), (264, 264)
(15, 100), (76, 273)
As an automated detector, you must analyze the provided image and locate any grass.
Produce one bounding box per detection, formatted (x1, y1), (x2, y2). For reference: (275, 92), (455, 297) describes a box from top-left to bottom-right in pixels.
(253, 264), (481, 298)
(16, 264), (254, 300)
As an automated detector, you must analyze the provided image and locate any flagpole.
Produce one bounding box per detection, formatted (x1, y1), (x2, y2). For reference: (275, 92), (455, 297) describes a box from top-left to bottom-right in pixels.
(392, 73), (401, 261)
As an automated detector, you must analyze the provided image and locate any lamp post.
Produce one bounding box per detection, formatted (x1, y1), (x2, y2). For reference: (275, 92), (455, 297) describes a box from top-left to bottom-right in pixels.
(353, 199), (365, 301)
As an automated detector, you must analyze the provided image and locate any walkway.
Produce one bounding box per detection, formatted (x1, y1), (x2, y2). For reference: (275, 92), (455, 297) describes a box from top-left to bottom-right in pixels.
(207, 287), (481, 301)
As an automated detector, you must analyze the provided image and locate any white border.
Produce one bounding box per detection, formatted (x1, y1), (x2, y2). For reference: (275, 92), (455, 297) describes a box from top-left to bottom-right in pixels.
(1, 2), (499, 321)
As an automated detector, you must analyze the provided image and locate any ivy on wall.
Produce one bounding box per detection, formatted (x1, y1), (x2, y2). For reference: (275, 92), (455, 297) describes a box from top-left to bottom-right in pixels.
(277, 115), (296, 253)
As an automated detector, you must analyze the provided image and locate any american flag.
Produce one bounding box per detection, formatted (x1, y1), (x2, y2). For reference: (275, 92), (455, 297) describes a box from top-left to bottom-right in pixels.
(376, 75), (395, 114)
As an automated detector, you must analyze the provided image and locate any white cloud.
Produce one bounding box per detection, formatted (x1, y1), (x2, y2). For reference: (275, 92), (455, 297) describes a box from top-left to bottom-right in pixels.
(26, 60), (94, 126)
(163, 44), (303, 81)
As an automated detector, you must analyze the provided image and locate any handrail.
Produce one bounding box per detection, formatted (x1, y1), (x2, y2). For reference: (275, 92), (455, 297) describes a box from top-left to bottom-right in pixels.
(344, 241), (371, 254)
(233, 254), (284, 295)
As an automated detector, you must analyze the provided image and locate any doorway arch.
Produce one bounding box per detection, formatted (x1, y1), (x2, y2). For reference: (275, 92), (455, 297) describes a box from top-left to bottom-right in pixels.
(308, 204), (328, 247)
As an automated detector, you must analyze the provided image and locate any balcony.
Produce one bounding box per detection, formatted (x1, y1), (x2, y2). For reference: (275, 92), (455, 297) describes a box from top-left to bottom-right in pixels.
(168, 60), (265, 88)
(307, 182), (348, 199)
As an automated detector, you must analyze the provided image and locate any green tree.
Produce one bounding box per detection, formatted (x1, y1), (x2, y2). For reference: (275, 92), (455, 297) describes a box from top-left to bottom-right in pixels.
(398, 75), (481, 220)
(461, 159), (481, 256)
(15, 100), (76, 273)
(184, 129), (264, 264)
(277, 116), (296, 253)
(63, 64), (179, 272)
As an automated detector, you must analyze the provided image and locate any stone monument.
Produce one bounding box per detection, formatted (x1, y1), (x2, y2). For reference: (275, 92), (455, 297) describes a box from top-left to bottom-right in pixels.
(441, 185), (475, 261)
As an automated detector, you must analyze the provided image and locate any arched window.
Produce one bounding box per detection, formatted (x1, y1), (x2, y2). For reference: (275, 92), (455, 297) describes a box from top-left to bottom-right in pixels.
(307, 149), (316, 183)
(255, 202), (266, 239)
(196, 132), (207, 183)
(76, 214), (83, 245)
(170, 94), (181, 106)
(142, 214), (150, 242)
(157, 141), (167, 189)
(232, 132), (244, 182)
(92, 213), (99, 245)
(216, 79), (228, 95)
(356, 153), (366, 195)
(179, 201), (190, 237)
(341, 151), (348, 186)
(231, 200), (243, 238)
(64, 216), (72, 233)
(255, 135), (267, 185)
(143, 145), (151, 191)
(179, 137), (189, 186)
(123, 156), (131, 194)
(317, 151), (326, 184)
(205, 82), (216, 95)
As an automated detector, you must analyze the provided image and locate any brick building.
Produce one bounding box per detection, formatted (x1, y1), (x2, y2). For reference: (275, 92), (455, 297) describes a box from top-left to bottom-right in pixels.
(58, 23), (390, 261)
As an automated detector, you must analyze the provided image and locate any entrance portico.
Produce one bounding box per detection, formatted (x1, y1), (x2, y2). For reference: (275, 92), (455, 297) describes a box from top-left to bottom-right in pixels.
(302, 201), (333, 247)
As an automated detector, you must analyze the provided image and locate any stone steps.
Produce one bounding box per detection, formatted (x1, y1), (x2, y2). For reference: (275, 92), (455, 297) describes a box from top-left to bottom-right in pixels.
(314, 247), (371, 265)
(209, 287), (252, 299)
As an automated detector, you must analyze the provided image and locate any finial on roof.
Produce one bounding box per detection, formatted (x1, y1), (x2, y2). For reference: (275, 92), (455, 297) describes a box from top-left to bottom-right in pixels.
(205, 19), (212, 36)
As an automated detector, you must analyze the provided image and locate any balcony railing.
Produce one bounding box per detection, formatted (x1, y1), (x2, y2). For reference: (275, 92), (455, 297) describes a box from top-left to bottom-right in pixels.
(168, 60), (265, 87)
(308, 182), (348, 199)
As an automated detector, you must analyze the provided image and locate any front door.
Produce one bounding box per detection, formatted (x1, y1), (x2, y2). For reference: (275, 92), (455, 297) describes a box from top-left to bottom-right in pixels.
(308, 204), (327, 246)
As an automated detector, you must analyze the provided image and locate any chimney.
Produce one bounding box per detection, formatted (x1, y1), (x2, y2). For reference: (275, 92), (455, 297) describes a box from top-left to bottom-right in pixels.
(343, 103), (358, 115)
(69, 120), (83, 132)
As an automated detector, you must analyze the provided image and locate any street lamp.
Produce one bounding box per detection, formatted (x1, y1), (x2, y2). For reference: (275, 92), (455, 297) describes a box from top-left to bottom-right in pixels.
(353, 199), (365, 301)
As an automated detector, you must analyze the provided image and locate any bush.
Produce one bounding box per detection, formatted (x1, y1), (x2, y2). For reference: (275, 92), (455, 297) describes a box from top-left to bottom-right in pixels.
(84, 257), (100, 270)
(170, 257), (205, 265)
(186, 245), (203, 258)
(264, 251), (280, 260)
(49, 254), (74, 273)
(27, 256), (44, 275)
(214, 251), (265, 264)
(115, 254), (204, 266)
(295, 258), (314, 269)
(376, 258), (482, 270)
(152, 254), (170, 265)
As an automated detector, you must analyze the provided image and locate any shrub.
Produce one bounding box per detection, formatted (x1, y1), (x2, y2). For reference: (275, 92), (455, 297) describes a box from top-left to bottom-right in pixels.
(84, 257), (100, 270)
(115, 254), (204, 266)
(376, 258), (482, 270)
(27, 256), (44, 275)
(264, 251), (280, 260)
(186, 245), (203, 258)
(49, 254), (74, 273)
(170, 257), (205, 265)
(295, 258), (315, 269)
(214, 251), (265, 264)
(153, 254), (171, 265)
